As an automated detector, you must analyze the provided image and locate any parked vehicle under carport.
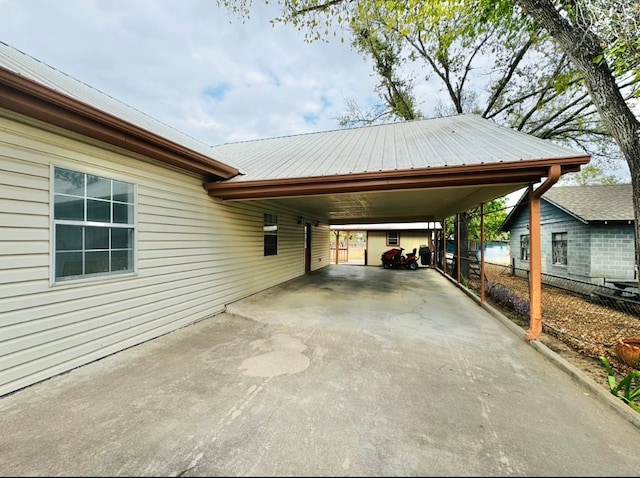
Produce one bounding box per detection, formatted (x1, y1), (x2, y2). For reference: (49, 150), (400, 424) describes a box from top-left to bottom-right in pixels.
(381, 247), (419, 270)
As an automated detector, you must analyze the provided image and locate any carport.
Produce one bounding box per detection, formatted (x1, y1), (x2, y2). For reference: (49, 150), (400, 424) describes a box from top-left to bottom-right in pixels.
(205, 114), (590, 340)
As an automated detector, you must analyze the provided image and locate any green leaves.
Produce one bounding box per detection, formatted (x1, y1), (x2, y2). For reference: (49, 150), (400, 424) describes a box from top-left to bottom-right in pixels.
(599, 355), (640, 413)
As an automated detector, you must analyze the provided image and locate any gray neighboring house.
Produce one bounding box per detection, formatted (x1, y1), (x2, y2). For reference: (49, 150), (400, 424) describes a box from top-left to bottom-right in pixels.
(500, 184), (636, 283)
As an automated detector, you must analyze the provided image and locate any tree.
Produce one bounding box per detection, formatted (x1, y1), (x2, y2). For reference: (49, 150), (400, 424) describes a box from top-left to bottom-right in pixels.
(217, 0), (639, 278)
(558, 164), (621, 186)
(332, 4), (616, 273)
(507, 0), (640, 282)
(342, 2), (614, 159)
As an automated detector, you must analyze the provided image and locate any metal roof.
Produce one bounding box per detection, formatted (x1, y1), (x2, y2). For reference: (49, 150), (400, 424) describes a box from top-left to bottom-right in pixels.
(1, 40), (592, 225)
(215, 114), (586, 182)
(0, 41), (238, 169)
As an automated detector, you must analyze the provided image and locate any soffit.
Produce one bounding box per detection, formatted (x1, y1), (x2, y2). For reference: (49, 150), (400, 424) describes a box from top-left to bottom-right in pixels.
(262, 182), (530, 225)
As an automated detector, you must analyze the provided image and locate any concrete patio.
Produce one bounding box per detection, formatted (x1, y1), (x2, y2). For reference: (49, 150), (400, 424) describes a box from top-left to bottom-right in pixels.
(1, 265), (639, 476)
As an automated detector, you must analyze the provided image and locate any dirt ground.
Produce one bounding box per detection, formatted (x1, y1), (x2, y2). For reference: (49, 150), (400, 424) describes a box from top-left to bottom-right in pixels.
(479, 264), (640, 393)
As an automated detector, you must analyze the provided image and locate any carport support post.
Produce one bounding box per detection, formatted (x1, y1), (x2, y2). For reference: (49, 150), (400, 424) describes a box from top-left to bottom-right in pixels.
(526, 186), (543, 340)
(456, 213), (461, 283)
(526, 165), (561, 341)
(443, 218), (447, 272)
(480, 202), (485, 303)
(440, 218), (446, 272)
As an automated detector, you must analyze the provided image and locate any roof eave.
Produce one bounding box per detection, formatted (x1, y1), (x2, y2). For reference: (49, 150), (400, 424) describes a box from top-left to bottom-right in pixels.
(204, 158), (589, 200)
(0, 67), (239, 180)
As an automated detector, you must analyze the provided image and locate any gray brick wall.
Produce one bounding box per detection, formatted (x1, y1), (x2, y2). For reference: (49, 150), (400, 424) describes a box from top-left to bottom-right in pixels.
(590, 224), (636, 280)
(540, 201), (592, 280)
(505, 200), (636, 282)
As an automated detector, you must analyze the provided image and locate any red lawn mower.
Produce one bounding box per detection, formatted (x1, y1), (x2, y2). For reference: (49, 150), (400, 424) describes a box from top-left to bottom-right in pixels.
(380, 247), (419, 270)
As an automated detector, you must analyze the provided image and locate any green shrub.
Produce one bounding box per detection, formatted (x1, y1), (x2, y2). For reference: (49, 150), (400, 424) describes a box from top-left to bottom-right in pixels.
(599, 356), (640, 413)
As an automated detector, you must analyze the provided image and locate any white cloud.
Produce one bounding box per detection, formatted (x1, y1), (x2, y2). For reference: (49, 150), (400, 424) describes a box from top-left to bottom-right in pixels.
(0, 0), (378, 145)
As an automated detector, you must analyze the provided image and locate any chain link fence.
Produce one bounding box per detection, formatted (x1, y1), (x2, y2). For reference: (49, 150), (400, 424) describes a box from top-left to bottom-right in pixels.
(443, 255), (640, 362)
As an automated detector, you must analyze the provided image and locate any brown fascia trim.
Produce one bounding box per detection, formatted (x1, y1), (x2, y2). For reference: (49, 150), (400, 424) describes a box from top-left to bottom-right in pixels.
(203, 157), (589, 200)
(0, 68), (239, 180)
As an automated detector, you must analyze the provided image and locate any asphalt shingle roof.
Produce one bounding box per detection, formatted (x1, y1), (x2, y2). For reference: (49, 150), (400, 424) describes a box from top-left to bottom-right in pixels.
(543, 184), (634, 222)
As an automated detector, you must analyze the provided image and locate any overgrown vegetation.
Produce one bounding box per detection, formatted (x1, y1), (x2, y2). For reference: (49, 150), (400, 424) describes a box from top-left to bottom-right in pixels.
(485, 282), (530, 317)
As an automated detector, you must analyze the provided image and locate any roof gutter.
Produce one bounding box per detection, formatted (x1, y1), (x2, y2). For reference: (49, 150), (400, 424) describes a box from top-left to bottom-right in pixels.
(0, 67), (239, 180)
(204, 160), (586, 200)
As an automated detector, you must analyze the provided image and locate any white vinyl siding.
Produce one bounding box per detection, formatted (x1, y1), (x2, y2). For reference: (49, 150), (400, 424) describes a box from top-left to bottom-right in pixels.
(310, 224), (330, 271)
(0, 115), (323, 396)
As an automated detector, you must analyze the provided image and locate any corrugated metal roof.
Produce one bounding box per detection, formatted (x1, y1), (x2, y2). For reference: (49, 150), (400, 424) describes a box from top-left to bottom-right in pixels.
(215, 114), (586, 182)
(1, 41), (587, 187)
(0, 41), (238, 169)
(544, 184), (634, 222)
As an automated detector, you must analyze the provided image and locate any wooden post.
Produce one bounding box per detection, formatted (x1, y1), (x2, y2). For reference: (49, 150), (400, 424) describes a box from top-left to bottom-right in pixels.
(527, 186), (543, 340)
(456, 213), (461, 283)
(346, 231), (350, 263)
(480, 202), (485, 303)
(441, 218), (446, 272)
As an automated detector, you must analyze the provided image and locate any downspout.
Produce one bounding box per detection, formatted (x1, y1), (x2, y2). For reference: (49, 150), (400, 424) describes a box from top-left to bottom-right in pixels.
(525, 164), (562, 341)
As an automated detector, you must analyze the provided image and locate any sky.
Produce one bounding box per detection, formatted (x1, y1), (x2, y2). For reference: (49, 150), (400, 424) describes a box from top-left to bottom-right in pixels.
(0, 0), (389, 145)
(0, 0), (631, 195)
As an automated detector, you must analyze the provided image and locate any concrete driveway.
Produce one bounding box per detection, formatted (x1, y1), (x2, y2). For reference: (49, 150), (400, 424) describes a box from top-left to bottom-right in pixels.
(1, 265), (639, 477)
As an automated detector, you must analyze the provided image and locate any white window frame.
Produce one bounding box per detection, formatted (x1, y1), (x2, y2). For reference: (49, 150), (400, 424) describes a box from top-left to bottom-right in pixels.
(264, 213), (278, 256)
(520, 234), (529, 261)
(51, 165), (137, 284)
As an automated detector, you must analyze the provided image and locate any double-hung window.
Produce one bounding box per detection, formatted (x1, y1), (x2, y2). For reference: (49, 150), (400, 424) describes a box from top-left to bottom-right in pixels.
(387, 232), (399, 246)
(520, 234), (529, 261)
(53, 167), (135, 281)
(552, 232), (568, 265)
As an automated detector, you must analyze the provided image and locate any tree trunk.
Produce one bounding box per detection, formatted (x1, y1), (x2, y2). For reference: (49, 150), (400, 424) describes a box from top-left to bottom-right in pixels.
(516, 0), (640, 285)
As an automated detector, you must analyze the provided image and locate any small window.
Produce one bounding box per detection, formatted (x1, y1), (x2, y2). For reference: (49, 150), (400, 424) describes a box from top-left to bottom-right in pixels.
(520, 234), (529, 261)
(53, 166), (135, 282)
(552, 232), (568, 265)
(264, 213), (278, 256)
(387, 232), (399, 246)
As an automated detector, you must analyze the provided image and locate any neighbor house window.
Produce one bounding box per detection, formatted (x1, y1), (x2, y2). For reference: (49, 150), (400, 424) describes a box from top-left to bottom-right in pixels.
(387, 232), (399, 246)
(520, 234), (529, 261)
(264, 213), (278, 256)
(552, 232), (568, 265)
(53, 166), (135, 281)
